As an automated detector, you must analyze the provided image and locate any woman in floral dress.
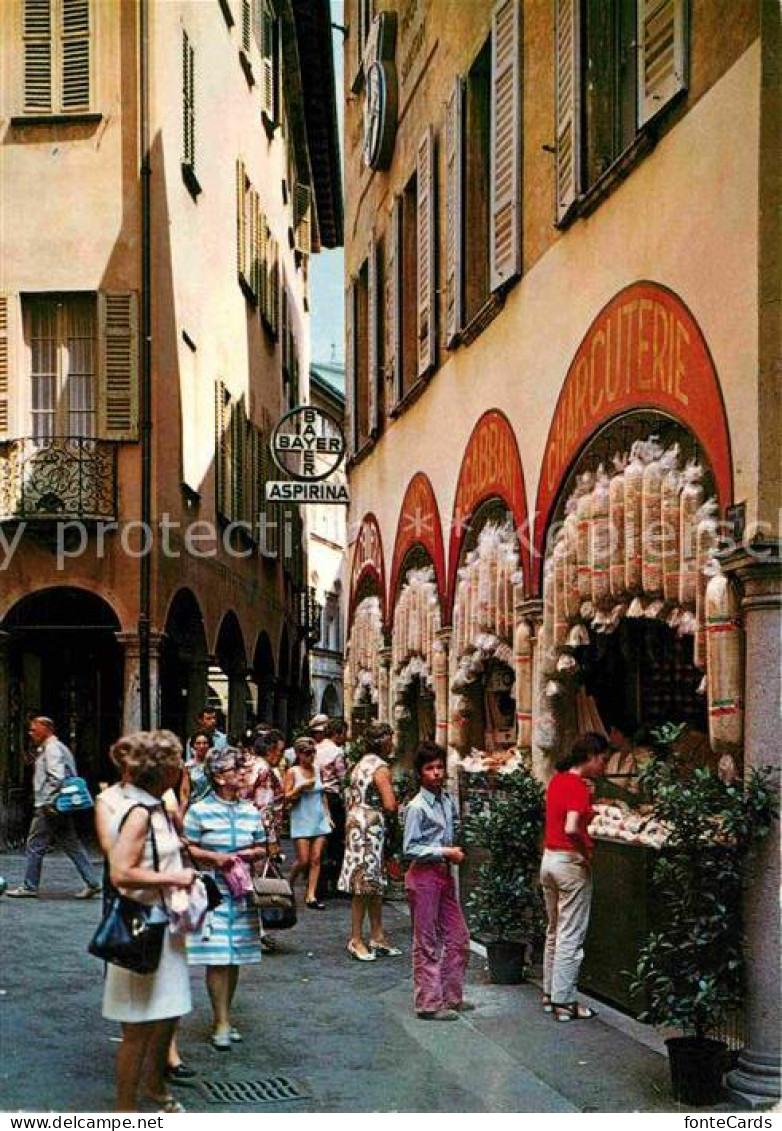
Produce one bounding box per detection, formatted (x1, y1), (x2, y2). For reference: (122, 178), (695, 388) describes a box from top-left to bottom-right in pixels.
(338, 723), (400, 961)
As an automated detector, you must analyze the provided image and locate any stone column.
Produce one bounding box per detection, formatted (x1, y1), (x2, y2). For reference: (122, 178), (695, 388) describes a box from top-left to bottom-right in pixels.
(433, 628), (451, 750)
(516, 598), (548, 781)
(378, 646), (392, 724)
(228, 671), (249, 737)
(0, 631), (11, 781)
(118, 631), (164, 733)
(722, 546), (781, 1108)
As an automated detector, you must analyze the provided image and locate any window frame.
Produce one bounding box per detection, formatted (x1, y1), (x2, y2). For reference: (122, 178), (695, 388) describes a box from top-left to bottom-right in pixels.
(22, 292), (98, 440)
(18, 0), (95, 121)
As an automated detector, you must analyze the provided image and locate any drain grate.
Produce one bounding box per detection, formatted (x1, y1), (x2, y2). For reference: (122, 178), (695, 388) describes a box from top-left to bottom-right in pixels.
(199, 1076), (308, 1105)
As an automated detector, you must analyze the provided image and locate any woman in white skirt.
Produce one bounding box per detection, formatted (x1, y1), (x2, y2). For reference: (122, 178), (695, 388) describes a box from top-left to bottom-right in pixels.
(102, 731), (195, 1112)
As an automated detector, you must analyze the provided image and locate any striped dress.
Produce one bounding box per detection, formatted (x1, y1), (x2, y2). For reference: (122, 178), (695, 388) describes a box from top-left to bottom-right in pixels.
(184, 794), (266, 967)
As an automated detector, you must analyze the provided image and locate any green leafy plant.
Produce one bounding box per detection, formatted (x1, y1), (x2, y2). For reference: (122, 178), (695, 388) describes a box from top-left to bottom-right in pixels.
(631, 753), (777, 1040)
(462, 767), (546, 944)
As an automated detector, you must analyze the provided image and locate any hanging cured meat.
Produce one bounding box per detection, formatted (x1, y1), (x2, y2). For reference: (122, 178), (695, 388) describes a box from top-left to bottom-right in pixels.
(694, 499), (719, 669)
(563, 499), (581, 619)
(678, 461), (704, 607)
(590, 465), (611, 607)
(705, 570), (743, 751)
(513, 620), (533, 749)
(624, 441), (646, 593)
(661, 447), (682, 603)
(553, 540), (569, 647)
(641, 437), (665, 595)
(609, 454), (627, 598)
(576, 472), (594, 602)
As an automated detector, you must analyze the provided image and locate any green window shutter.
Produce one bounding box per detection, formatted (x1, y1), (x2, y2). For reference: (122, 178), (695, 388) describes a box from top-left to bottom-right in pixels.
(490, 0), (521, 290)
(416, 125), (436, 378)
(97, 292), (139, 440)
(445, 77), (465, 347)
(23, 0), (53, 113)
(638, 0), (687, 126)
(0, 296), (13, 438)
(555, 0), (581, 223)
(61, 0), (90, 112)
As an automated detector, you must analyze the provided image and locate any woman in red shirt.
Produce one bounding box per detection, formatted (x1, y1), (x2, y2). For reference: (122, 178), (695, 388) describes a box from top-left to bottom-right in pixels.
(540, 732), (610, 1022)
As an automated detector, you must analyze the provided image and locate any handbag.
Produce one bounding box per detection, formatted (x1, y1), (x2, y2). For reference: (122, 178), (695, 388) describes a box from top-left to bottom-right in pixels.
(55, 775), (94, 813)
(88, 804), (168, 974)
(222, 856), (254, 899)
(251, 857), (297, 930)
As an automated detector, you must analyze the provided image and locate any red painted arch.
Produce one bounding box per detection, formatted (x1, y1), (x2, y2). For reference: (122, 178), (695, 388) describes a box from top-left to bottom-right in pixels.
(389, 474), (447, 621)
(532, 281), (734, 590)
(348, 513), (387, 631)
(446, 410), (531, 618)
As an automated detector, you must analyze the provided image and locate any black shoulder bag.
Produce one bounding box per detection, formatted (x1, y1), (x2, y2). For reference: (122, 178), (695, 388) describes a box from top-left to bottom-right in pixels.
(88, 804), (169, 975)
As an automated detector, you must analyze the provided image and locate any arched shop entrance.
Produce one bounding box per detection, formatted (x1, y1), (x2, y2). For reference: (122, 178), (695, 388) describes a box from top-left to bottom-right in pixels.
(213, 611), (249, 737)
(0, 587), (122, 845)
(160, 587), (209, 740)
(388, 475), (448, 760)
(345, 515), (388, 736)
(533, 281), (737, 1015)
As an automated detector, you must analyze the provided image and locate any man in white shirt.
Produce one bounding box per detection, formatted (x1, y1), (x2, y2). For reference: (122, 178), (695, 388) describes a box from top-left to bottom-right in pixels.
(7, 716), (101, 898)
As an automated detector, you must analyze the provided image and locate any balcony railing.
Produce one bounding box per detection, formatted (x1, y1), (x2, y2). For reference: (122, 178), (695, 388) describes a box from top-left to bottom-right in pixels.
(0, 436), (118, 522)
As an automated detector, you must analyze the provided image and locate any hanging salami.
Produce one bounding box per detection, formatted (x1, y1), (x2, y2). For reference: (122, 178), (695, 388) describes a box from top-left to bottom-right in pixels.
(678, 461), (705, 607)
(513, 620), (533, 749)
(641, 437), (665, 595)
(705, 571), (743, 752)
(661, 447), (682, 604)
(609, 454), (627, 598)
(590, 465), (611, 607)
(624, 441), (646, 593)
(576, 472), (594, 602)
(694, 499), (719, 669)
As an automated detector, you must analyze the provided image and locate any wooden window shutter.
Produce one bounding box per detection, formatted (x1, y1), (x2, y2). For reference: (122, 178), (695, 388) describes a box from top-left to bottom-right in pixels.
(389, 196), (403, 405)
(260, 2), (276, 121)
(445, 77), (465, 348)
(269, 235), (279, 334)
(236, 159), (247, 283)
(0, 296), (13, 438)
(555, 0), (581, 223)
(259, 210), (269, 323)
(24, 0), (53, 113)
(416, 126), (436, 378)
(281, 281), (289, 377)
(490, 0), (521, 290)
(345, 281), (357, 456)
(367, 235), (380, 436)
(98, 292), (139, 440)
(294, 183), (312, 255)
(241, 0), (252, 53)
(61, 0), (90, 112)
(259, 431), (279, 557)
(249, 189), (260, 301)
(232, 400), (246, 523)
(638, 0), (687, 126)
(182, 30), (195, 169)
(215, 380), (230, 519)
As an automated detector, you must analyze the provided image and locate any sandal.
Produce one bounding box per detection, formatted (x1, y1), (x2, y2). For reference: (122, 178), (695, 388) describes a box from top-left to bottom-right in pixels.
(369, 940), (402, 957)
(347, 940), (376, 962)
(306, 898), (326, 910)
(553, 1002), (598, 1022)
(542, 995), (554, 1014)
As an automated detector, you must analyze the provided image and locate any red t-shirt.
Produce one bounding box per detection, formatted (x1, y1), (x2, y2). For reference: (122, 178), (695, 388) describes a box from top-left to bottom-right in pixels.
(544, 771), (594, 854)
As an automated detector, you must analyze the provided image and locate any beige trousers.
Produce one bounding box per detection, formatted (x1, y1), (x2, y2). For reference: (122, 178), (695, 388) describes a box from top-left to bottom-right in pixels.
(540, 848), (593, 1005)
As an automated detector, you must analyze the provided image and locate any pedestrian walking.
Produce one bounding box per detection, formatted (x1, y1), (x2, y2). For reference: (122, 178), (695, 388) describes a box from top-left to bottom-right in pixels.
(403, 742), (471, 1021)
(338, 722), (400, 960)
(179, 732), (213, 810)
(284, 736), (332, 909)
(183, 746), (268, 1049)
(7, 716), (101, 899)
(313, 716), (348, 897)
(540, 731), (610, 1022)
(101, 730), (195, 1113)
(185, 708), (227, 762)
(243, 732), (287, 952)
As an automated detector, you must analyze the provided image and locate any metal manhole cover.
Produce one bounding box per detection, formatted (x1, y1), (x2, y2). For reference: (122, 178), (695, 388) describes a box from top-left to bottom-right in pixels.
(199, 1076), (307, 1105)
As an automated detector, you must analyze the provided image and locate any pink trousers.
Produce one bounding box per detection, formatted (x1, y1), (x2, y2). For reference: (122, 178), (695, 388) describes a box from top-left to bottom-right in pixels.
(405, 862), (470, 1013)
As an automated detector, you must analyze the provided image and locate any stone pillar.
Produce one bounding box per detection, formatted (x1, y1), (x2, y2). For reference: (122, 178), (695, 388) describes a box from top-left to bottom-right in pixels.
(722, 547), (781, 1108)
(228, 671), (249, 738)
(186, 656), (211, 734)
(118, 631), (164, 733)
(378, 646), (392, 725)
(516, 598), (548, 781)
(0, 631), (11, 781)
(433, 628), (451, 750)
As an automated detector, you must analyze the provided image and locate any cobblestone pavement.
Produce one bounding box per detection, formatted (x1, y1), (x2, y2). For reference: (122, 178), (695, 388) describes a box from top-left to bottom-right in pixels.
(0, 853), (681, 1113)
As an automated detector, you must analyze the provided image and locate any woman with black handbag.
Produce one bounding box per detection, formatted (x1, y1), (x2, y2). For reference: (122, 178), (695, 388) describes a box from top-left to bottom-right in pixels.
(101, 731), (195, 1113)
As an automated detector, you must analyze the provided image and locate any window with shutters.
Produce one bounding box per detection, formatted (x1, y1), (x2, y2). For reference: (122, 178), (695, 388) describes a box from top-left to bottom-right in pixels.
(400, 174), (419, 398)
(21, 0), (92, 118)
(293, 184), (312, 260)
(258, 0), (279, 128)
(464, 40), (492, 325)
(181, 31), (201, 199)
(355, 261), (370, 449)
(556, 0), (688, 224)
(24, 294), (96, 439)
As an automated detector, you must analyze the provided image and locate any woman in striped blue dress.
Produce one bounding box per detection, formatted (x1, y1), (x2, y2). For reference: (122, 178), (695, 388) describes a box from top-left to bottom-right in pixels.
(183, 747), (267, 1050)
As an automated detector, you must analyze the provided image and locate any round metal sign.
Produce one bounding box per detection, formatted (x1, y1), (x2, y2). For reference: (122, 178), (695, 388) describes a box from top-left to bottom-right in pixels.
(271, 405), (346, 483)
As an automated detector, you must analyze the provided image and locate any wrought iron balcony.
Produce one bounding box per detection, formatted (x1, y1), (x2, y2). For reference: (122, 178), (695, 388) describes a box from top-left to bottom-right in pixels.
(296, 585), (324, 647)
(0, 436), (118, 522)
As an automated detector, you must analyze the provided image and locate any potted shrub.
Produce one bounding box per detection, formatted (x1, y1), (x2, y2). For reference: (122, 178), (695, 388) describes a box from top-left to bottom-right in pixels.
(632, 744), (777, 1106)
(462, 764), (546, 984)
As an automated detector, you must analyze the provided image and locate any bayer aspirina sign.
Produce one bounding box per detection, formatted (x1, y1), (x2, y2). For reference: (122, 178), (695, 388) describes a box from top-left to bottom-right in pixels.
(266, 406), (350, 504)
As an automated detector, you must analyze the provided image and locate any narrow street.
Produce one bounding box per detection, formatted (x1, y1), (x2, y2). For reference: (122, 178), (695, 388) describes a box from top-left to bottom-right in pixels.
(0, 853), (679, 1114)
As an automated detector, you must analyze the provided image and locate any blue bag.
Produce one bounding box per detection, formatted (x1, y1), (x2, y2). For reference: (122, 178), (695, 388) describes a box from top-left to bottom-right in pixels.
(54, 776), (94, 813)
